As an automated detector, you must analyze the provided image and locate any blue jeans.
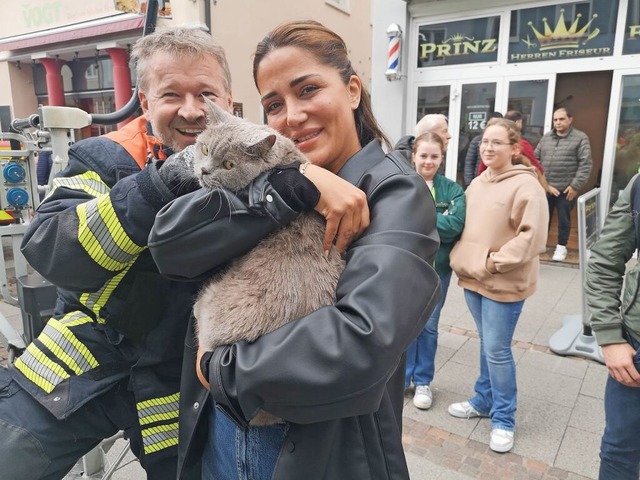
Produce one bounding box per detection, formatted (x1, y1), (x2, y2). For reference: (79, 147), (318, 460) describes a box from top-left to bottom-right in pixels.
(464, 289), (523, 432)
(202, 407), (287, 480)
(405, 271), (452, 388)
(547, 192), (575, 246)
(599, 334), (640, 479)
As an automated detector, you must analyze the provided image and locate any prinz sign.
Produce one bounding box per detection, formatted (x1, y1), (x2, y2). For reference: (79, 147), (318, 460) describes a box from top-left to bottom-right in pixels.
(417, 17), (500, 67)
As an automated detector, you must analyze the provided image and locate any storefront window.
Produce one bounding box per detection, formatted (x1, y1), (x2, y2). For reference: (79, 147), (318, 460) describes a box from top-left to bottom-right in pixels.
(508, 79), (549, 146)
(611, 75), (640, 205)
(417, 17), (500, 68)
(624, 0), (640, 54)
(508, 0), (618, 63)
(416, 85), (450, 122)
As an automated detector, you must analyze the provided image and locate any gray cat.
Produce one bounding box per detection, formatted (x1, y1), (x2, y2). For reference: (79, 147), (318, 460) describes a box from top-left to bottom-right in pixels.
(191, 100), (345, 425)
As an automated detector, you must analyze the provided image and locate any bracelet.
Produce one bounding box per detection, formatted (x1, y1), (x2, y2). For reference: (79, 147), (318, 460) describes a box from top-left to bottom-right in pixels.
(299, 161), (311, 176)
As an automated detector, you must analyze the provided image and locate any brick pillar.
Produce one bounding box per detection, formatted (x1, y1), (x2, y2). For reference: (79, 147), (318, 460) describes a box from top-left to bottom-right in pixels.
(38, 58), (65, 106)
(106, 48), (133, 128)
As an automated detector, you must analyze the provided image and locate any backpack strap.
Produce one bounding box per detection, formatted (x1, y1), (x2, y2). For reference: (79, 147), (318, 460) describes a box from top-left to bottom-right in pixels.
(631, 175), (640, 252)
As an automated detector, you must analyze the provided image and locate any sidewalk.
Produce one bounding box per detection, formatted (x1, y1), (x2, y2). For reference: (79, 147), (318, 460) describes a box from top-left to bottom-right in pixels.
(0, 260), (606, 479)
(403, 260), (606, 480)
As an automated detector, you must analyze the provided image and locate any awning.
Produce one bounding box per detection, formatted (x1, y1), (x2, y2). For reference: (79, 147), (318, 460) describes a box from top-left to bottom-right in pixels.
(0, 14), (144, 53)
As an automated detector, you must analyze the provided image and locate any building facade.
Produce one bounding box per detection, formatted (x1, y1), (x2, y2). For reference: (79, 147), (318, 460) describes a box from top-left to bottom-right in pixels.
(372, 0), (640, 225)
(0, 0), (371, 134)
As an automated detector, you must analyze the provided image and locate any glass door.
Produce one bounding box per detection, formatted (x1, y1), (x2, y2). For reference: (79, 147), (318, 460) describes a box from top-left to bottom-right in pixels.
(416, 80), (501, 185)
(506, 77), (555, 148)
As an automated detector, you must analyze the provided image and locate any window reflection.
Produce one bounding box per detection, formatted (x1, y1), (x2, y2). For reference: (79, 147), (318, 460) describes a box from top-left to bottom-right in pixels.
(611, 75), (640, 206)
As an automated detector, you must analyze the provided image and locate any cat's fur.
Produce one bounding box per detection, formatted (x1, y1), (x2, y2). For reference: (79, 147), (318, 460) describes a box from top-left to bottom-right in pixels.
(192, 100), (345, 425)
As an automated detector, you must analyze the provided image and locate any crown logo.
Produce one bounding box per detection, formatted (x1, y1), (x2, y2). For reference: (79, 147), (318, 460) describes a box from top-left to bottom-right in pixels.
(528, 9), (600, 51)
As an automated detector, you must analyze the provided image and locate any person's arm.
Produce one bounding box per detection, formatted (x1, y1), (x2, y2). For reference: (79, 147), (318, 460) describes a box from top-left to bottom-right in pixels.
(585, 176), (640, 386)
(149, 164), (368, 280)
(464, 137), (480, 186)
(206, 168), (440, 426)
(569, 134), (593, 192)
(485, 180), (549, 274)
(21, 138), (163, 291)
(436, 180), (465, 244)
(586, 177), (636, 345)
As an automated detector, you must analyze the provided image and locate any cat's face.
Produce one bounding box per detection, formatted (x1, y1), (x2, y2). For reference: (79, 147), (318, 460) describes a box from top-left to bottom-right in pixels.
(192, 122), (280, 192)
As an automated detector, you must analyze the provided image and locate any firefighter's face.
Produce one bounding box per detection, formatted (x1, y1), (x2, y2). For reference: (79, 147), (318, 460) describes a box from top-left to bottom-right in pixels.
(139, 52), (232, 151)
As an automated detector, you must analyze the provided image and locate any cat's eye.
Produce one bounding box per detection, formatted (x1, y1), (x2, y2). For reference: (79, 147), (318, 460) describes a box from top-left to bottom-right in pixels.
(200, 144), (209, 156)
(223, 160), (235, 170)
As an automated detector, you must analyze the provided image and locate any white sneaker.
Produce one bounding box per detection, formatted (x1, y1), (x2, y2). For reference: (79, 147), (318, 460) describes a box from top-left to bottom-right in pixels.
(413, 385), (433, 409)
(490, 428), (514, 453)
(447, 400), (487, 419)
(552, 245), (567, 261)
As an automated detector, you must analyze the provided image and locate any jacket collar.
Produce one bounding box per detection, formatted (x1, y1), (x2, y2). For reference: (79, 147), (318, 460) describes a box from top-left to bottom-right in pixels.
(552, 125), (574, 139)
(337, 140), (384, 184)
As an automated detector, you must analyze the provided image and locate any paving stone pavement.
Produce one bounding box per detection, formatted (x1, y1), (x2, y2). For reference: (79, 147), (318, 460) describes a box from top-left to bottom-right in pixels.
(0, 260), (609, 479)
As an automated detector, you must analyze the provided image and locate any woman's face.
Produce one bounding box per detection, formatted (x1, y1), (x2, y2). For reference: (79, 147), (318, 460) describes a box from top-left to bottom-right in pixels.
(413, 141), (442, 182)
(256, 46), (362, 173)
(480, 125), (519, 174)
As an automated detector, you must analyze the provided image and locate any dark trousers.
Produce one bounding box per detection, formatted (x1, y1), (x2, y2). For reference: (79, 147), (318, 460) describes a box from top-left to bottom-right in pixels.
(547, 192), (575, 246)
(0, 368), (177, 480)
(599, 334), (640, 479)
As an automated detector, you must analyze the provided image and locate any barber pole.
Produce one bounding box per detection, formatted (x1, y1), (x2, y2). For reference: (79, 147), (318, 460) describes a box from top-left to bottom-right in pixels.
(385, 23), (402, 81)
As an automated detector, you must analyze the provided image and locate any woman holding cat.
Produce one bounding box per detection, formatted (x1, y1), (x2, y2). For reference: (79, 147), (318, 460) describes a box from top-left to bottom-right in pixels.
(149, 20), (440, 479)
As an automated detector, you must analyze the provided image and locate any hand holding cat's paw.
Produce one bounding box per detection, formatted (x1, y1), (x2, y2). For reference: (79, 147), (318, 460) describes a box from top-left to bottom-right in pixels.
(304, 164), (370, 253)
(157, 145), (201, 197)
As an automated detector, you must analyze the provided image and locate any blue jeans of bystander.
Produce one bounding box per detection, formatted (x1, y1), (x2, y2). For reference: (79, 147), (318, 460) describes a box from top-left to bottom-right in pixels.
(464, 289), (523, 432)
(405, 271), (452, 388)
(202, 406), (287, 480)
(599, 333), (640, 480)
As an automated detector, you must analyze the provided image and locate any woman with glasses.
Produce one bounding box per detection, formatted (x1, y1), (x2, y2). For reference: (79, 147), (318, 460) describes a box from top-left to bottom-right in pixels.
(447, 118), (548, 453)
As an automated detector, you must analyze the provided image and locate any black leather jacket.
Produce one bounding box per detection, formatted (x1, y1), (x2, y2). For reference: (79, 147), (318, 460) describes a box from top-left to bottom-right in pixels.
(148, 141), (440, 479)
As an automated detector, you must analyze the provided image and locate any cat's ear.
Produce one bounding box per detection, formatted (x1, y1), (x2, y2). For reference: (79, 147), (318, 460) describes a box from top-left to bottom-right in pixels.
(203, 96), (233, 125)
(249, 133), (277, 158)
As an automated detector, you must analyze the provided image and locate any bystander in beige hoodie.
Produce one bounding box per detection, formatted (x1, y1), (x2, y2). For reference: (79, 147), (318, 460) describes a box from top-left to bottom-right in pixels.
(449, 165), (549, 303)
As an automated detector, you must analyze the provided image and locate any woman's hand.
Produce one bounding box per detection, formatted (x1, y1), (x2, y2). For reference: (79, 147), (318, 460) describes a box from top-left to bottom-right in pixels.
(196, 346), (210, 390)
(304, 164), (370, 254)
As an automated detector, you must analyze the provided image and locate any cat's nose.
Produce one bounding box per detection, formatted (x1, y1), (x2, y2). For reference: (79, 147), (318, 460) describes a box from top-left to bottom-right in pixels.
(201, 167), (210, 175)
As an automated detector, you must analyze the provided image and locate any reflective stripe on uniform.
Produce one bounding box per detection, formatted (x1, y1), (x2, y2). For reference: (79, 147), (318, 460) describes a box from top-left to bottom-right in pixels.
(15, 344), (70, 393)
(141, 422), (179, 454)
(50, 171), (110, 198)
(77, 195), (144, 272)
(80, 267), (131, 322)
(137, 392), (180, 426)
(138, 393), (180, 454)
(14, 312), (99, 393)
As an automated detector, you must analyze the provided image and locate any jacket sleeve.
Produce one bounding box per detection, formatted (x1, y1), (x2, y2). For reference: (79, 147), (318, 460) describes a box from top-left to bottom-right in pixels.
(148, 172), (299, 280)
(20, 138), (159, 291)
(209, 169), (440, 425)
(585, 176), (637, 346)
(570, 134), (593, 191)
(464, 136), (480, 186)
(486, 180), (549, 274)
(437, 180), (466, 244)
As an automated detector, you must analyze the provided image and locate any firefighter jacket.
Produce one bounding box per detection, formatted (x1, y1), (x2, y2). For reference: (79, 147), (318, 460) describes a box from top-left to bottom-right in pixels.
(148, 140), (442, 479)
(13, 117), (300, 470)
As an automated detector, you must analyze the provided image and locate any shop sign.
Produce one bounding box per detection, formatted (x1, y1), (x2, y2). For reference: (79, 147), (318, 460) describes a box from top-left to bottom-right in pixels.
(417, 17), (500, 68)
(624, 0), (640, 54)
(508, 0), (618, 63)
